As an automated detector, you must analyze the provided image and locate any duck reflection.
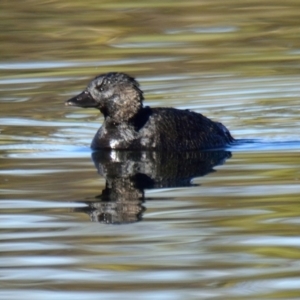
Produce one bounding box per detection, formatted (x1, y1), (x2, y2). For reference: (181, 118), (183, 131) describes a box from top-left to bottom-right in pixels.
(75, 150), (231, 224)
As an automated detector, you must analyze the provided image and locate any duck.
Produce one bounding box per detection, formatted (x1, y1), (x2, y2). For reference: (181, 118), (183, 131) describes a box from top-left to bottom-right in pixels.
(65, 72), (234, 151)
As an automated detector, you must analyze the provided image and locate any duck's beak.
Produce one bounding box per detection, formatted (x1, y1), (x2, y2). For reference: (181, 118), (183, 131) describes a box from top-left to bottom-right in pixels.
(65, 91), (98, 108)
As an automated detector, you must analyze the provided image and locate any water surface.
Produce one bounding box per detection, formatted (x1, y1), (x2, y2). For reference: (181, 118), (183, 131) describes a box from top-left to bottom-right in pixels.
(1, 1), (300, 299)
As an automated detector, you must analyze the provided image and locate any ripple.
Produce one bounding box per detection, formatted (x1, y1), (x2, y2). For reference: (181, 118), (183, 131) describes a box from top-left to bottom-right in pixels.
(166, 26), (238, 34)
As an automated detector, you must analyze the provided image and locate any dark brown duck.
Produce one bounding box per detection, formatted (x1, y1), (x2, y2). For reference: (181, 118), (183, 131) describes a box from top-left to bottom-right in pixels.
(65, 72), (234, 151)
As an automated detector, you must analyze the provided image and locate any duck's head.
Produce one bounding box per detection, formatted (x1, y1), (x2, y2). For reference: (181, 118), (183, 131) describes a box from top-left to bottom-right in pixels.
(65, 72), (144, 123)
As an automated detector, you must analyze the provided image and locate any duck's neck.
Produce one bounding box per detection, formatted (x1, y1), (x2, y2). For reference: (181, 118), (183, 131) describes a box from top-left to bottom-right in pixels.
(102, 91), (144, 124)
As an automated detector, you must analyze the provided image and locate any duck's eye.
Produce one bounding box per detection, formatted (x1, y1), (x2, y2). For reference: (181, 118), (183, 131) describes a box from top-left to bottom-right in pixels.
(96, 85), (104, 92)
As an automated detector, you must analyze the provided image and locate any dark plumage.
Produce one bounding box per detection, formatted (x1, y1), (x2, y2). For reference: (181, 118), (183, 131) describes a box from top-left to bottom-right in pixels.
(65, 72), (234, 151)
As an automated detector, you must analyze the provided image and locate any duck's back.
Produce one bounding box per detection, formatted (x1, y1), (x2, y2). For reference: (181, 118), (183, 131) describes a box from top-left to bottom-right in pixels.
(140, 107), (234, 151)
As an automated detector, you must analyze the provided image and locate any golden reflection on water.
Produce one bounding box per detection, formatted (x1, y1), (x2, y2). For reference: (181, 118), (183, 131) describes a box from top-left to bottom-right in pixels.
(2, 0), (300, 75)
(1, 0), (300, 299)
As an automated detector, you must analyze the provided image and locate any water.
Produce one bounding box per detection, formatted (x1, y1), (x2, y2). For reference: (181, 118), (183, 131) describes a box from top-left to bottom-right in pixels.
(1, 1), (300, 299)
